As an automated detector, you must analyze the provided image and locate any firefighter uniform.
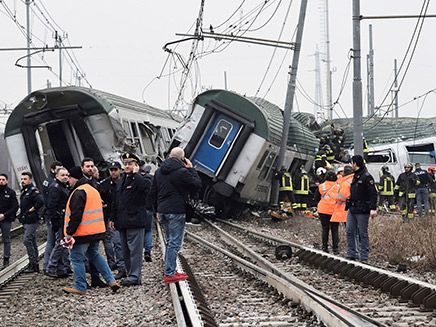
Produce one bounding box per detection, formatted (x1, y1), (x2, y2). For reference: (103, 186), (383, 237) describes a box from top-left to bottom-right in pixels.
(275, 170), (297, 213)
(378, 168), (396, 212)
(293, 168), (310, 213)
(395, 164), (419, 219)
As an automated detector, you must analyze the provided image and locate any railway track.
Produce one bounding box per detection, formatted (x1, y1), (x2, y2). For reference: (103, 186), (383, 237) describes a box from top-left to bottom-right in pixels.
(182, 219), (436, 327)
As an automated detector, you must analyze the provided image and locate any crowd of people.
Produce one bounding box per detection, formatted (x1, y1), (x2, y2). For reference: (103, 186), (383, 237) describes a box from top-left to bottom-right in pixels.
(276, 153), (436, 262)
(0, 146), (201, 294)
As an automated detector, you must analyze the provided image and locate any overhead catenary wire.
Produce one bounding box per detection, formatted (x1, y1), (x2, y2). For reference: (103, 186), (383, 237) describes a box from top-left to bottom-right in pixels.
(362, 0), (430, 129)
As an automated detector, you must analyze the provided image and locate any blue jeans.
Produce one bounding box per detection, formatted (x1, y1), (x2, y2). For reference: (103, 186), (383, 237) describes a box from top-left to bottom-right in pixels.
(43, 220), (56, 271)
(160, 213), (185, 277)
(144, 210), (153, 254)
(346, 211), (369, 260)
(69, 241), (115, 292)
(0, 220), (12, 259)
(23, 222), (39, 265)
(416, 188), (430, 216)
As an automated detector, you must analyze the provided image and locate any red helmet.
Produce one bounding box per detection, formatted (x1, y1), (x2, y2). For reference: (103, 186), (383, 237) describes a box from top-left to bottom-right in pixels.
(428, 166), (436, 173)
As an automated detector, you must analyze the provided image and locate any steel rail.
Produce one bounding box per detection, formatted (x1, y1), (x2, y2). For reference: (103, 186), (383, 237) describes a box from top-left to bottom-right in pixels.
(156, 221), (204, 327)
(186, 228), (381, 327)
(216, 219), (436, 310)
(0, 242), (46, 287)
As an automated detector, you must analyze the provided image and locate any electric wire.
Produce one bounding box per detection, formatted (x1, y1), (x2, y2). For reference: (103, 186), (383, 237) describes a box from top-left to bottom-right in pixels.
(255, 0), (294, 98)
(363, 0), (429, 129)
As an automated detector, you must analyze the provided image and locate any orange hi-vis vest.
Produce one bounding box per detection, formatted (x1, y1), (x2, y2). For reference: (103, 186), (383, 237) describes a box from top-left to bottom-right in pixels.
(64, 184), (105, 237)
(317, 180), (338, 215)
(331, 173), (354, 222)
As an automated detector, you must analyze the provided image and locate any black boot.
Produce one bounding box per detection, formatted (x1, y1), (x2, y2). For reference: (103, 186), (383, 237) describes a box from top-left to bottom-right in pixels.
(23, 263), (38, 273)
(1, 258), (9, 270)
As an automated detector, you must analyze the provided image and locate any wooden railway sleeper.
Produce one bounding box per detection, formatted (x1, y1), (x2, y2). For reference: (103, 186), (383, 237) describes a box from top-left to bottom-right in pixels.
(372, 273), (389, 288)
(389, 280), (408, 297)
(380, 277), (398, 293)
(409, 287), (432, 307)
(362, 270), (379, 287)
(354, 268), (371, 283)
(346, 265), (363, 280)
(422, 290), (436, 310)
(338, 263), (356, 278)
(399, 283), (420, 302)
(331, 261), (348, 274)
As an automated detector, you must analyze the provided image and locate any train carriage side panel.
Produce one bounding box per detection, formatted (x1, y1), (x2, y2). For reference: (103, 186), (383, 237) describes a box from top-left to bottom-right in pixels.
(5, 133), (32, 184)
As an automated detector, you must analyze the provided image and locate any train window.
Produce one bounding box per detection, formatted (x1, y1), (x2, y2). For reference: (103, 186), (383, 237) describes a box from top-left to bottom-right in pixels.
(209, 120), (233, 149)
(258, 153), (276, 180)
(256, 150), (269, 170)
(367, 150), (396, 163)
(406, 143), (436, 164)
(138, 123), (155, 155)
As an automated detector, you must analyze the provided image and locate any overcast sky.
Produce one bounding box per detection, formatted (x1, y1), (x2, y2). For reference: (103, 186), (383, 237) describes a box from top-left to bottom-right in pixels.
(1, 0), (435, 121)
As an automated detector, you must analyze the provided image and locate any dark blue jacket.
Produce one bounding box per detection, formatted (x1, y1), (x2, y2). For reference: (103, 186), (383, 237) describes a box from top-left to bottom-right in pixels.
(0, 185), (18, 222)
(111, 172), (151, 230)
(20, 183), (44, 224)
(45, 179), (69, 223)
(150, 157), (201, 214)
(99, 176), (117, 222)
(349, 166), (377, 213)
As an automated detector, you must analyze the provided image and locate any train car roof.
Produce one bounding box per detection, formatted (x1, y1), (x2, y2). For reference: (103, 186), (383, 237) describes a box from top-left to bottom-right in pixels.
(319, 116), (436, 148)
(194, 89), (319, 155)
(5, 86), (182, 137)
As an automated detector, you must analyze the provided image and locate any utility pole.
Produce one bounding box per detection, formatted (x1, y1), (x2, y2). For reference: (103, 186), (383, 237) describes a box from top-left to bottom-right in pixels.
(367, 24), (375, 116)
(352, 0), (364, 156)
(393, 59), (399, 118)
(56, 31), (63, 87)
(324, 0), (333, 120)
(26, 0), (32, 94)
(270, 0), (308, 207)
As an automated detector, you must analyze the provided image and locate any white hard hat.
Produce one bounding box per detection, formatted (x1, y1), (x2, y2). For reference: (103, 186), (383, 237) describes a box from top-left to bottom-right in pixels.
(316, 167), (326, 175)
(337, 166), (344, 173)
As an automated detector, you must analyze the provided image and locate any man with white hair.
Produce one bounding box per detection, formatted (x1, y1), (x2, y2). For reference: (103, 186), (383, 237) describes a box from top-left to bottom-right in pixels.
(150, 147), (201, 284)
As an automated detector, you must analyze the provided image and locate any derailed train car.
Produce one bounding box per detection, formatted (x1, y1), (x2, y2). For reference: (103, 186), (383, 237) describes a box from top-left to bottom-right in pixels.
(168, 89), (320, 216)
(5, 86), (182, 188)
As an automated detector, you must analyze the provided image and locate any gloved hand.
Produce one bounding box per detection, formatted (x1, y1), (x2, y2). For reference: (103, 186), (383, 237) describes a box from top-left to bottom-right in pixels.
(51, 219), (60, 232)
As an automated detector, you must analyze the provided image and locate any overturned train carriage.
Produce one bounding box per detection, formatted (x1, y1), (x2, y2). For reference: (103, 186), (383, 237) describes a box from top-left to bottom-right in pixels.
(169, 89), (319, 215)
(5, 86), (182, 188)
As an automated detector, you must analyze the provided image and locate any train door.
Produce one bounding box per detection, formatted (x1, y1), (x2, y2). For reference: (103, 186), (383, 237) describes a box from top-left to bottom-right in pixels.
(192, 114), (241, 174)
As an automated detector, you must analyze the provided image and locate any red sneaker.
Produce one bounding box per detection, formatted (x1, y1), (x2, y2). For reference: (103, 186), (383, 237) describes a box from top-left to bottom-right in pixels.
(164, 273), (188, 284)
(175, 271), (187, 277)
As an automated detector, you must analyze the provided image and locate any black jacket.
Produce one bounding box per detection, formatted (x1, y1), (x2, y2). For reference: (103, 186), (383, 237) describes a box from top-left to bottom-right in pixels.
(414, 168), (431, 189)
(111, 172), (151, 230)
(0, 185), (18, 221)
(65, 177), (104, 244)
(45, 179), (69, 226)
(99, 176), (117, 222)
(349, 166), (377, 214)
(20, 183), (44, 224)
(150, 157), (201, 214)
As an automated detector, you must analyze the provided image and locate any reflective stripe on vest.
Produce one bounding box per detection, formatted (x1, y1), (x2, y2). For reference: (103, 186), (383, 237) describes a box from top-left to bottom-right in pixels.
(279, 173), (293, 191)
(317, 181), (337, 215)
(295, 175), (309, 195)
(380, 176), (394, 196)
(64, 183), (105, 237)
(331, 174), (354, 223)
